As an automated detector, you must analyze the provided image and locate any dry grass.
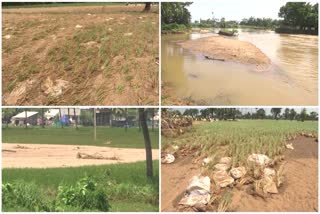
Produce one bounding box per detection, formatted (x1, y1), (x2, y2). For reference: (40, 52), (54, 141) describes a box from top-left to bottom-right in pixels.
(2, 4), (159, 105)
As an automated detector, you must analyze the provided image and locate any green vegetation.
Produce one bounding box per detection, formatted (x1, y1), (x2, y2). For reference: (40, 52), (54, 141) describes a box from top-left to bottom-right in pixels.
(161, 2), (192, 33)
(2, 126), (159, 149)
(277, 2), (318, 34)
(162, 120), (317, 167)
(3, 161), (159, 212)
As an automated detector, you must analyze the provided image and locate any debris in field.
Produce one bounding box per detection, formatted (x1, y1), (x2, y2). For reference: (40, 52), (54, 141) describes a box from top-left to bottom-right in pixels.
(120, 17), (126, 20)
(124, 32), (133, 36)
(247, 154), (271, 166)
(80, 41), (98, 47)
(179, 176), (211, 206)
(75, 24), (83, 29)
(105, 17), (114, 22)
(4, 34), (11, 39)
(87, 13), (92, 16)
(14, 145), (30, 149)
(192, 203), (207, 212)
(44, 78), (69, 97)
(230, 167), (246, 179)
(138, 16), (143, 19)
(285, 143), (294, 150)
(261, 176), (278, 194)
(2, 149), (16, 153)
(76, 152), (119, 160)
(161, 154), (175, 164)
(212, 170), (234, 187)
(219, 157), (231, 165)
(214, 163), (230, 171)
(202, 157), (212, 166)
(108, 28), (113, 32)
(263, 168), (276, 178)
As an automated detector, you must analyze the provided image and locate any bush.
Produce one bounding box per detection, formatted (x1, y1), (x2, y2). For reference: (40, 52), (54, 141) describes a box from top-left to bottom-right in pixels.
(161, 23), (187, 32)
(56, 176), (110, 211)
(2, 181), (53, 211)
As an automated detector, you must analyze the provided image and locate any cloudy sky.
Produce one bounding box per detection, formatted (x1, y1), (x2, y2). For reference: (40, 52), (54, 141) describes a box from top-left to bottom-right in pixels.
(187, 0), (318, 22)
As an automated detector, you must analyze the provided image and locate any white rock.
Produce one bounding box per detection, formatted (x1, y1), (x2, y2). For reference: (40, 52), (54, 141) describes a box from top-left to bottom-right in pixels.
(75, 25), (83, 29)
(247, 154), (271, 166)
(124, 32), (133, 36)
(264, 168), (276, 178)
(161, 154), (175, 164)
(179, 176), (211, 206)
(230, 167), (246, 179)
(214, 163), (229, 171)
(219, 157), (231, 165)
(202, 157), (212, 166)
(4, 35), (11, 39)
(285, 143), (294, 150)
(212, 170), (234, 187)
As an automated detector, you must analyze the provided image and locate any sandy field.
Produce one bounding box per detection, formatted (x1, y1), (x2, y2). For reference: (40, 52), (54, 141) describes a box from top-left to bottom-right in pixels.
(179, 36), (271, 72)
(2, 5), (159, 105)
(3, 143), (159, 168)
(161, 136), (318, 212)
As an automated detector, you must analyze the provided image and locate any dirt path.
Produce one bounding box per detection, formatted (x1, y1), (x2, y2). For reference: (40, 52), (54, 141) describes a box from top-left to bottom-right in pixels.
(230, 136), (318, 211)
(2, 143), (159, 168)
(161, 154), (200, 211)
(179, 36), (271, 72)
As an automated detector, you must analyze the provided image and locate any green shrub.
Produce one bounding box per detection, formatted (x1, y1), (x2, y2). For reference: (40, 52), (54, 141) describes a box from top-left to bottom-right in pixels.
(56, 176), (110, 211)
(2, 181), (53, 212)
(161, 23), (187, 32)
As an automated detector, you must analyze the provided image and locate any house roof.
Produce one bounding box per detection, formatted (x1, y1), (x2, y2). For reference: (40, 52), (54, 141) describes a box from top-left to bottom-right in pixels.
(12, 111), (38, 119)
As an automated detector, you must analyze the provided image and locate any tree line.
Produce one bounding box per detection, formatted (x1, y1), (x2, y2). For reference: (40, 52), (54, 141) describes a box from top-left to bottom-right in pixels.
(169, 108), (318, 122)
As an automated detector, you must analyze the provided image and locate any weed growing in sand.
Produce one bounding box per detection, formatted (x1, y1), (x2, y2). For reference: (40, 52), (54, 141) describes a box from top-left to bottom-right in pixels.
(162, 120), (317, 166)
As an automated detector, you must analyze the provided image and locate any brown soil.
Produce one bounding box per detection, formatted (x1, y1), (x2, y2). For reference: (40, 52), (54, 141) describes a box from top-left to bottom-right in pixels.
(230, 136), (318, 212)
(2, 143), (159, 168)
(161, 154), (201, 211)
(179, 36), (271, 72)
(2, 5), (159, 105)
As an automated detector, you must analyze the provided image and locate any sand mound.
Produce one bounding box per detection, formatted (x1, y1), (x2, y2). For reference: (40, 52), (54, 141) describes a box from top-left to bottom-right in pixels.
(179, 36), (271, 72)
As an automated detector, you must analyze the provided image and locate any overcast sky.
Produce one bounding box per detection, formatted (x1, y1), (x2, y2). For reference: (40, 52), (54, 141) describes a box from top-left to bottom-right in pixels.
(188, 0), (318, 22)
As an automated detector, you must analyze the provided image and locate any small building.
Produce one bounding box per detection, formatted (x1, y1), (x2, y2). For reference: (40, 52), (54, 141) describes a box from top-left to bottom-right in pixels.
(11, 111), (38, 126)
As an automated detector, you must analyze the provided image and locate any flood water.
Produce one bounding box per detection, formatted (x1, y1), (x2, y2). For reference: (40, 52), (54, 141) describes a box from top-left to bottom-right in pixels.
(162, 29), (318, 105)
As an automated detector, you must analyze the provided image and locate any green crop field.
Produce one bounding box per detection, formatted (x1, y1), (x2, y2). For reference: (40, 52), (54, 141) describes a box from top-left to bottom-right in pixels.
(2, 126), (159, 149)
(162, 120), (318, 166)
(2, 161), (159, 212)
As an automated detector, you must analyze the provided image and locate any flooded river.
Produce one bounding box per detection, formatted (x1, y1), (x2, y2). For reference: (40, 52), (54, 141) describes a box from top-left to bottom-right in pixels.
(162, 29), (318, 105)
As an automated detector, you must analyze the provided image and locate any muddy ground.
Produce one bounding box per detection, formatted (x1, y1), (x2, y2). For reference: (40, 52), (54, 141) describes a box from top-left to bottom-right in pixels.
(2, 143), (159, 168)
(161, 136), (318, 212)
(2, 5), (159, 105)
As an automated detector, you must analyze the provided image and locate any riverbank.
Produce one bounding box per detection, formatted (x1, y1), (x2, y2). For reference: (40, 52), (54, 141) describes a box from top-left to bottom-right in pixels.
(179, 36), (271, 72)
(275, 27), (318, 35)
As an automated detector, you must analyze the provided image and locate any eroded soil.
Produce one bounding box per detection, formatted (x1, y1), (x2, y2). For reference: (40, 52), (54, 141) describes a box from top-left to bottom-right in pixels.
(161, 136), (318, 212)
(2, 5), (159, 105)
(2, 143), (159, 168)
(230, 136), (318, 212)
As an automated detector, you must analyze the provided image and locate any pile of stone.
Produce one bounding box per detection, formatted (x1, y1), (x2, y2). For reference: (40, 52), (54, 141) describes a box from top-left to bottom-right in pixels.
(161, 112), (193, 137)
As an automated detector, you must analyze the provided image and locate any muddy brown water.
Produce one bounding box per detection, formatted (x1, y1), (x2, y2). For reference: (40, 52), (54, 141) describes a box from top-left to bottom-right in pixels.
(162, 29), (318, 105)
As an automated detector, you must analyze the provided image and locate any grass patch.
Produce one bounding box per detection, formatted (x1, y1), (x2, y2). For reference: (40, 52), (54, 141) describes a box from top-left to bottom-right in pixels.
(2, 126), (159, 149)
(2, 2), (125, 9)
(3, 160), (159, 212)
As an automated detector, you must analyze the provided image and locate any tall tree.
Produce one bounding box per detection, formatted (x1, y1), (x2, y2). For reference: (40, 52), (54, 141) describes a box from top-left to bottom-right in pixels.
(283, 108), (290, 120)
(271, 108), (282, 120)
(300, 108), (307, 122)
(139, 108), (153, 177)
(41, 108), (45, 128)
(93, 108), (97, 140)
(25, 110), (28, 129)
(59, 108), (63, 128)
(289, 108), (297, 121)
(143, 2), (151, 12)
(74, 108), (78, 129)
